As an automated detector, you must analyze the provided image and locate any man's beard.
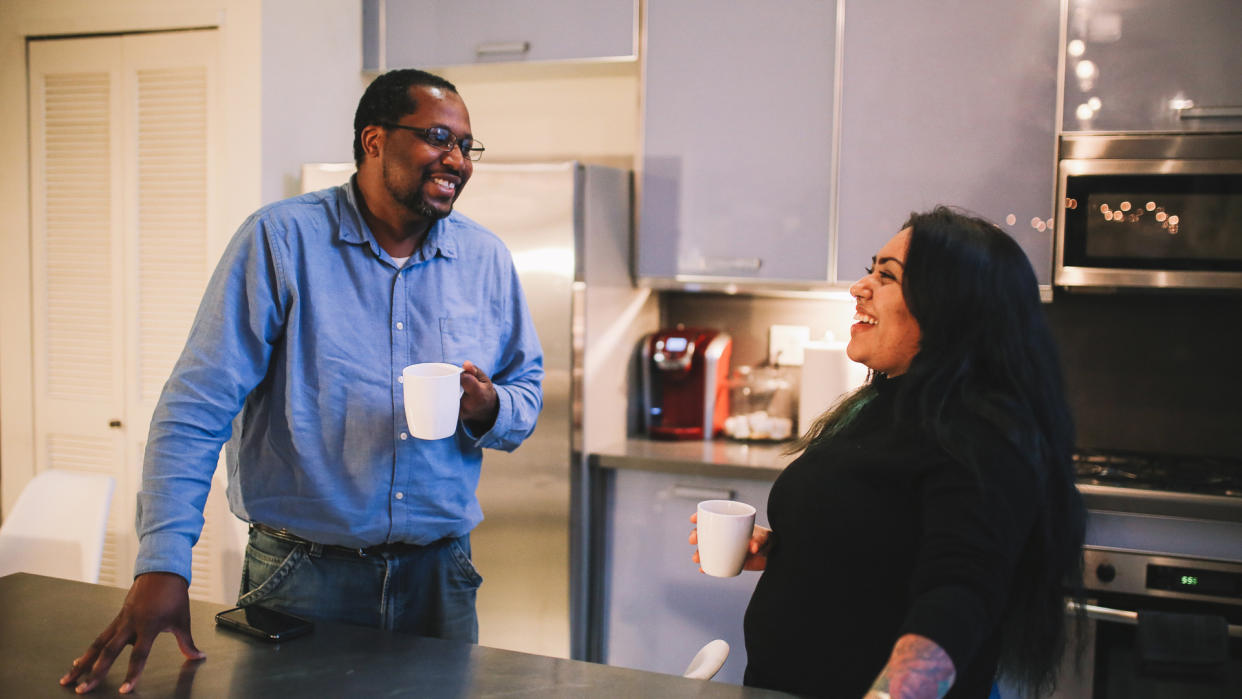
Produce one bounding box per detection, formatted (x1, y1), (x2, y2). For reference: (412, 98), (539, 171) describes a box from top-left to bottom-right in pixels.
(383, 160), (452, 221)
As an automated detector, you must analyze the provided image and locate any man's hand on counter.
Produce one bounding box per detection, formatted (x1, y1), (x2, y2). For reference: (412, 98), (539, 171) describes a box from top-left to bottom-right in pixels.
(59, 571), (204, 694)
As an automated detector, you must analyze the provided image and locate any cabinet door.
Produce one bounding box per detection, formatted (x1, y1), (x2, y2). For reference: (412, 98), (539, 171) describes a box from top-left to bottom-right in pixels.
(373, 0), (636, 69)
(637, 1), (837, 283)
(835, 0), (1060, 286)
(601, 468), (773, 685)
(1063, 0), (1242, 133)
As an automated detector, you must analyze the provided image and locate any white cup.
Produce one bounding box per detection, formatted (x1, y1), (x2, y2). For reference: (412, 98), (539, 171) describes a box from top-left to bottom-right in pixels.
(402, 363), (464, 440)
(695, 500), (757, 577)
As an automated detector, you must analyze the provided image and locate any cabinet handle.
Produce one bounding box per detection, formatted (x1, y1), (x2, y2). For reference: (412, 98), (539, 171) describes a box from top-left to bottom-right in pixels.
(108, 419), (122, 429)
(1177, 105), (1242, 120)
(699, 257), (763, 273)
(672, 485), (735, 502)
(476, 41), (530, 58)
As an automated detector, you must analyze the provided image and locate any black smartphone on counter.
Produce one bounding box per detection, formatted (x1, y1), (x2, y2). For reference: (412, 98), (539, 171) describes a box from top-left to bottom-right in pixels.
(215, 604), (314, 642)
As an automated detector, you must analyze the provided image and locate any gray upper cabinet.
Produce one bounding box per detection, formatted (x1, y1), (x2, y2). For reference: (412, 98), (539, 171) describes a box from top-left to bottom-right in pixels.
(636, 0), (838, 285)
(365, 0), (637, 70)
(1063, 0), (1242, 133)
(835, 0), (1061, 287)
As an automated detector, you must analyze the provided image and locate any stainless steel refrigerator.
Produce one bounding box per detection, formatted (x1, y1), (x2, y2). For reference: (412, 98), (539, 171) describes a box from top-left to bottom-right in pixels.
(454, 162), (657, 659)
(303, 161), (658, 659)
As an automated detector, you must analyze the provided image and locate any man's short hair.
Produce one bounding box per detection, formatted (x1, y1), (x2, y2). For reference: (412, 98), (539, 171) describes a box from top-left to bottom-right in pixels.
(353, 69), (459, 165)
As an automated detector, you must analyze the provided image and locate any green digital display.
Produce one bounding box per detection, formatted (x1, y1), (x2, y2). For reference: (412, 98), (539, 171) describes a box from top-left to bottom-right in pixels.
(1149, 564), (1240, 599)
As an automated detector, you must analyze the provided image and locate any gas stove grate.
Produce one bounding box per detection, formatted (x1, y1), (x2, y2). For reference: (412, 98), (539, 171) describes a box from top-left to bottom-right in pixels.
(1073, 449), (1242, 498)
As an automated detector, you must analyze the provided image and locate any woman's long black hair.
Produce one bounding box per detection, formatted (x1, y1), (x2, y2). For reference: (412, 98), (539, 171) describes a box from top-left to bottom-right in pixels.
(793, 206), (1086, 697)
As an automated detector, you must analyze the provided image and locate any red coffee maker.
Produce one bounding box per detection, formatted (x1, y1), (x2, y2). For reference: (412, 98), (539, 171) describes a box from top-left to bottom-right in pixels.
(640, 326), (732, 440)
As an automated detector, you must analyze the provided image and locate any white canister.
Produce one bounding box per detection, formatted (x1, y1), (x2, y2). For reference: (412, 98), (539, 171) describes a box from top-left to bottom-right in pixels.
(798, 340), (869, 437)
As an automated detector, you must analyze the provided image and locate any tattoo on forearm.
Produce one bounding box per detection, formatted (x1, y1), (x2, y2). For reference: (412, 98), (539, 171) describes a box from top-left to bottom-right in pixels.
(864, 634), (956, 699)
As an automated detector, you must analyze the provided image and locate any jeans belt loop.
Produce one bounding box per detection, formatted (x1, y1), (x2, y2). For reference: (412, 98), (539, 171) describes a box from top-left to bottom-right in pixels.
(308, 541), (324, 558)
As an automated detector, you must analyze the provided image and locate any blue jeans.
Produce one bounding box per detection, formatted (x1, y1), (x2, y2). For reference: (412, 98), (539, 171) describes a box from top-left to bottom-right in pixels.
(238, 525), (482, 642)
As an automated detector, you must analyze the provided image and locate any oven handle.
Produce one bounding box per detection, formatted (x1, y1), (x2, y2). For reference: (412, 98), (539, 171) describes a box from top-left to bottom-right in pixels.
(1067, 601), (1242, 638)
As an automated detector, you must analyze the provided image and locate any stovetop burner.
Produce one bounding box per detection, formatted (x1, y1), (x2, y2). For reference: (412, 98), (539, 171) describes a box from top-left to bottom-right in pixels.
(1073, 449), (1242, 498)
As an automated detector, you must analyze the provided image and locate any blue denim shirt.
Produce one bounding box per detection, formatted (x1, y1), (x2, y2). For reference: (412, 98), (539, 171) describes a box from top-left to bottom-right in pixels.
(134, 179), (544, 583)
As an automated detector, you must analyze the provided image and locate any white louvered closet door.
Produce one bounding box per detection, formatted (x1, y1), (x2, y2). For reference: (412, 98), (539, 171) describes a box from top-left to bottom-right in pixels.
(29, 30), (240, 602)
(29, 36), (129, 591)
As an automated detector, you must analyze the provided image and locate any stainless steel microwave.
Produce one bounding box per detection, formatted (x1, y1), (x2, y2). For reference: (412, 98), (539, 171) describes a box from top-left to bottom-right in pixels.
(1055, 133), (1242, 291)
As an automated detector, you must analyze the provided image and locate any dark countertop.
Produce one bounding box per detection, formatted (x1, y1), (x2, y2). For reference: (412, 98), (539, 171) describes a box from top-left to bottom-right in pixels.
(0, 573), (789, 697)
(592, 438), (1242, 524)
(590, 438), (794, 481)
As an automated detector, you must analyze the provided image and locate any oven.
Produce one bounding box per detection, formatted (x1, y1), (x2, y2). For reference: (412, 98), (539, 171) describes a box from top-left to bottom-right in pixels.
(1049, 452), (1242, 698)
(1053, 547), (1242, 698)
(1054, 133), (1242, 292)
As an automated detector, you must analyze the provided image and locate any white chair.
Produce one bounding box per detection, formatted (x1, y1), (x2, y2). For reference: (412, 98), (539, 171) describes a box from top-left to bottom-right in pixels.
(0, 469), (115, 583)
(683, 639), (730, 680)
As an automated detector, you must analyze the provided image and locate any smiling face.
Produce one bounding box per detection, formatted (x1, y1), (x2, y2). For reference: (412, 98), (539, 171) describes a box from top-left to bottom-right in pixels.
(847, 228), (922, 377)
(376, 85), (474, 222)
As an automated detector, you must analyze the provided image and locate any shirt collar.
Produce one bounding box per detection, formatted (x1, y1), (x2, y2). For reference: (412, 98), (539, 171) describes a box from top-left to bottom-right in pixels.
(414, 217), (459, 262)
(337, 175), (459, 261)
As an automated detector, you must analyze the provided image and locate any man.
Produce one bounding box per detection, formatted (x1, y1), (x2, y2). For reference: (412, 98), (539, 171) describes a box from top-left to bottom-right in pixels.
(61, 69), (544, 694)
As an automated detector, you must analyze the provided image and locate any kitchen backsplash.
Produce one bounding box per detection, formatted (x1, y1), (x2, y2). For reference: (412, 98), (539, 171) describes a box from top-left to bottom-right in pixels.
(660, 290), (1242, 460)
(660, 291), (856, 368)
(1045, 292), (1242, 459)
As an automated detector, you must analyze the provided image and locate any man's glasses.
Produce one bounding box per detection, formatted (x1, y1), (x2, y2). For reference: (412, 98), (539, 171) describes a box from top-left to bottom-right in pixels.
(381, 123), (485, 161)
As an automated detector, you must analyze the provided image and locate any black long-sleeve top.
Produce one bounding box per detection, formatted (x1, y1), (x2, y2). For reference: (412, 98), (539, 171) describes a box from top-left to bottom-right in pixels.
(743, 379), (1039, 698)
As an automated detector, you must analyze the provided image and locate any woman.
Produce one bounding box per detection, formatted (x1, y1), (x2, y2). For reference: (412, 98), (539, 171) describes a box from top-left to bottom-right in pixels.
(691, 207), (1086, 698)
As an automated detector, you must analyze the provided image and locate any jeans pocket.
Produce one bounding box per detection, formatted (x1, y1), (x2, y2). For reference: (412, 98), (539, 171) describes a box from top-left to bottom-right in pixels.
(447, 536), (483, 588)
(238, 540), (308, 606)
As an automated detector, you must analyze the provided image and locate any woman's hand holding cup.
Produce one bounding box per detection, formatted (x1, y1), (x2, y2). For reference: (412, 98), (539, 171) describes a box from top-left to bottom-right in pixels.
(695, 506), (770, 576)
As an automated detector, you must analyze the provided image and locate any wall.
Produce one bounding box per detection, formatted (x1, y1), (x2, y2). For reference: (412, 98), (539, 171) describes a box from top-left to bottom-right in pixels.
(437, 60), (639, 171)
(1046, 292), (1242, 459)
(658, 291), (858, 436)
(0, 0), (263, 514)
(1, 1), (639, 510)
(661, 291), (856, 369)
(257, 38), (641, 200)
(664, 289), (1242, 462)
(261, 0), (368, 202)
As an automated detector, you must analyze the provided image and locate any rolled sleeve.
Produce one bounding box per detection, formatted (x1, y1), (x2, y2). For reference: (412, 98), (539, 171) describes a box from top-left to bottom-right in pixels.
(470, 380), (541, 451)
(133, 531), (195, 584)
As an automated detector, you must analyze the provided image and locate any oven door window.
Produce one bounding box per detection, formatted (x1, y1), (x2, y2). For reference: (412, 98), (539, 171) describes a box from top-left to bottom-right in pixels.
(1062, 173), (1242, 271)
(1088, 596), (1242, 699)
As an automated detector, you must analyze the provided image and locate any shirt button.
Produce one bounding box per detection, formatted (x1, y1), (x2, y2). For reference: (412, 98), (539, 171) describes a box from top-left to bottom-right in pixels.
(396, 322), (404, 330)
(398, 375), (404, 383)
(400, 432), (407, 440)
(395, 492), (404, 500)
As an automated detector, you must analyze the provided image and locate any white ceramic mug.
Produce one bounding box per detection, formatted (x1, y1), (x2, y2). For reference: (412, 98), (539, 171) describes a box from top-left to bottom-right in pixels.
(696, 499), (757, 577)
(402, 362), (464, 440)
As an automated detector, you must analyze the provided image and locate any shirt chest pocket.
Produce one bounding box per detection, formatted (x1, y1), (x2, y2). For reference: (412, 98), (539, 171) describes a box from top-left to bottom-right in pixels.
(439, 316), (488, 371)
